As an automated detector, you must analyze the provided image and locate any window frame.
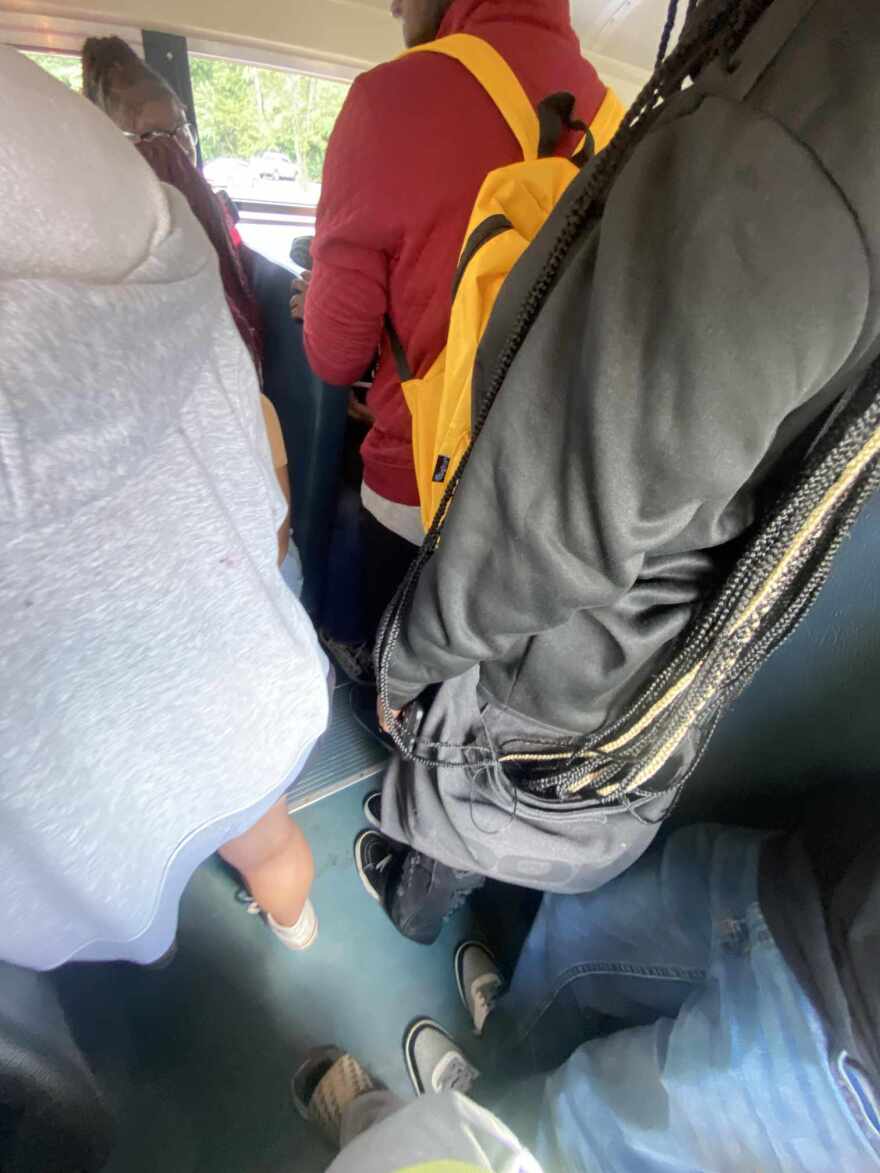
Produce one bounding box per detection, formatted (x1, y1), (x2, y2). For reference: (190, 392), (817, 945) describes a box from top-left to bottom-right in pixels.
(187, 36), (359, 85)
(0, 11), (143, 58)
(1, 13), (359, 83)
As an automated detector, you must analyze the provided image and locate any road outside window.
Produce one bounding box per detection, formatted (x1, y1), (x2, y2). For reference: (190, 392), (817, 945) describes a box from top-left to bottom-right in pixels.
(190, 57), (349, 208)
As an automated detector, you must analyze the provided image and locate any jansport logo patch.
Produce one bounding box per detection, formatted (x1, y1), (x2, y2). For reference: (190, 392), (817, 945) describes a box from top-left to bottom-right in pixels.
(432, 455), (451, 483)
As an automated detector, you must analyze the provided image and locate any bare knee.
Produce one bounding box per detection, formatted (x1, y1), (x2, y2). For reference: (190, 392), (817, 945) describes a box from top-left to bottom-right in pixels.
(219, 799), (298, 872)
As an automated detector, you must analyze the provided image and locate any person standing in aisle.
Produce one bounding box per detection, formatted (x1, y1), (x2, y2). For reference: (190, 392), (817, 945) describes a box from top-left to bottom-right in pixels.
(299, 0), (611, 642)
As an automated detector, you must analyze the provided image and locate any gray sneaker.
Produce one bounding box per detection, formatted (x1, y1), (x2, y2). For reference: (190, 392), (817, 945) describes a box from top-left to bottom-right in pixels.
(455, 941), (504, 1036)
(403, 1018), (480, 1097)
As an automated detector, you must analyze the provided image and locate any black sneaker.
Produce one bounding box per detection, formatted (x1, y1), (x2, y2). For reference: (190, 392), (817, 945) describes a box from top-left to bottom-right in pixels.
(353, 830), (403, 905)
(363, 791), (382, 829)
(319, 632), (375, 684)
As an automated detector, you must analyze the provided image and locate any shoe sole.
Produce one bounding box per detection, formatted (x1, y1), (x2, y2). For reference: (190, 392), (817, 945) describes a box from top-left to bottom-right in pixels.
(403, 1017), (458, 1097)
(362, 792), (382, 830)
(353, 829), (382, 903)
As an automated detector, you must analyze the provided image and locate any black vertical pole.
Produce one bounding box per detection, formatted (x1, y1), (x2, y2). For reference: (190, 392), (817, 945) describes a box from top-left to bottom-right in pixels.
(141, 30), (202, 166)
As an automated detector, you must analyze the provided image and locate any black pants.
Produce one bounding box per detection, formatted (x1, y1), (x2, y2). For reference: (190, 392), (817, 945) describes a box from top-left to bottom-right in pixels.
(387, 850), (484, 946)
(362, 508), (419, 642)
(362, 509), (481, 941)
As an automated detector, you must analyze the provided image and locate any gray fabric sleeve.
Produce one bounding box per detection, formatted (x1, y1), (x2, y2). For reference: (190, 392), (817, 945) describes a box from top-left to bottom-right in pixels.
(386, 97), (868, 709)
(326, 1089), (542, 1173)
(338, 1089), (406, 1149)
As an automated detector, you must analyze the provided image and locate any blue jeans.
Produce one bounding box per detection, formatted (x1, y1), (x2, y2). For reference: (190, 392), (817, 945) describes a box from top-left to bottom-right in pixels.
(487, 824), (880, 1172)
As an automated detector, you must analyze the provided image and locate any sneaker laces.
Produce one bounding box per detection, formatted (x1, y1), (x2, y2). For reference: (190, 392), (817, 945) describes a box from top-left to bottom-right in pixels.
(470, 973), (503, 1033)
(235, 886), (262, 915)
(433, 1051), (478, 1095)
(473, 982), (499, 1019)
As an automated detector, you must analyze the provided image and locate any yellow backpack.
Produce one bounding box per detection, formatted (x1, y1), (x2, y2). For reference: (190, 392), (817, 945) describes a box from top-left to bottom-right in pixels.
(389, 34), (624, 532)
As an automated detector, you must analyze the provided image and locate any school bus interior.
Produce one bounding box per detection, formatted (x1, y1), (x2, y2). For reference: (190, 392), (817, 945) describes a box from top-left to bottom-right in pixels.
(1, 2), (878, 1171)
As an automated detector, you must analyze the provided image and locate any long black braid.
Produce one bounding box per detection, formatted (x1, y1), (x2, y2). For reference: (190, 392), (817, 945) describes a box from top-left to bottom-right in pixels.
(655, 0), (681, 67)
(375, 0), (880, 809)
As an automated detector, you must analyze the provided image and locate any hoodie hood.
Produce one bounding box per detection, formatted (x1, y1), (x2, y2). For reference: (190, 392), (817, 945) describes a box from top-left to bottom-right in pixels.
(439, 0), (578, 40)
(0, 49), (236, 530)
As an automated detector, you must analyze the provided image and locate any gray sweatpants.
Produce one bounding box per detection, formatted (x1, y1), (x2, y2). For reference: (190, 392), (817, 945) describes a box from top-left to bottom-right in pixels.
(380, 668), (671, 894)
(328, 1089), (542, 1173)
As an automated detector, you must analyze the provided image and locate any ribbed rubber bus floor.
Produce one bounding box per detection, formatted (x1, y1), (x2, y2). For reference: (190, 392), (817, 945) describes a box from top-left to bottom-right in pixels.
(286, 680), (389, 813)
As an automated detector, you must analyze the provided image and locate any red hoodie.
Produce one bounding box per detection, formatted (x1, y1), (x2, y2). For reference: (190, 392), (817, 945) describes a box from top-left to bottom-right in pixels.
(305, 0), (606, 506)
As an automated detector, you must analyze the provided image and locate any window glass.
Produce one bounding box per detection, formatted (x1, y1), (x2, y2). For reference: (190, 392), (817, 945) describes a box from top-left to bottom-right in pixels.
(190, 57), (349, 207)
(22, 50), (82, 91)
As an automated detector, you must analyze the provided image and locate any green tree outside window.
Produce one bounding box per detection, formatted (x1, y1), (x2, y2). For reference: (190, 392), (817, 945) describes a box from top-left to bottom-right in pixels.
(190, 58), (349, 185)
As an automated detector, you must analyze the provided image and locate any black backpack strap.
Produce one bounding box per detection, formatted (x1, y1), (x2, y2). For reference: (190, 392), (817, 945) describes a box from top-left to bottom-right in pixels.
(385, 314), (413, 382)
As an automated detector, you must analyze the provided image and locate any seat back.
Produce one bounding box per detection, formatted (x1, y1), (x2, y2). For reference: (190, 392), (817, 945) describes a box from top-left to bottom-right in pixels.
(249, 253), (349, 616)
(0, 964), (112, 1173)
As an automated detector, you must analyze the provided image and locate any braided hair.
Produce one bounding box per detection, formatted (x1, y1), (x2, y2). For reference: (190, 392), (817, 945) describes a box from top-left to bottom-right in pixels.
(82, 36), (181, 128)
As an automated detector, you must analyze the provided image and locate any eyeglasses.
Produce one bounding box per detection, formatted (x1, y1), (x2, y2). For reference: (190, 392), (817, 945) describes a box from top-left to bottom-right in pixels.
(123, 122), (199, 155)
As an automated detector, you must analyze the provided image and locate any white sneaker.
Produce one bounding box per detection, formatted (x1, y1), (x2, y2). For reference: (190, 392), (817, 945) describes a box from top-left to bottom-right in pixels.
(266, 900), (319, 951)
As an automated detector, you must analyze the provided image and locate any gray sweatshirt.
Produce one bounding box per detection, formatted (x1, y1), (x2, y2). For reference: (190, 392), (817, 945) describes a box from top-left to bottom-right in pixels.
(0, 51), (329, 969)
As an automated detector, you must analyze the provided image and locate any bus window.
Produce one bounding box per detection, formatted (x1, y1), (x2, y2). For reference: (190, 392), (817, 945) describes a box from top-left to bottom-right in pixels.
(190, 56), (348, 266)
(22, 51), (81, 91)
(192, 57), (347, 206)
(190, 58), (348, 206)
(21, 44), (349, 271)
